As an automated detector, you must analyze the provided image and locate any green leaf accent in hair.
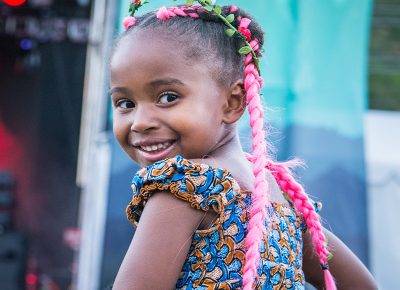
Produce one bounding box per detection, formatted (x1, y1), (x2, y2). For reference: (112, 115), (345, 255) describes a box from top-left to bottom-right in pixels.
(254, 58), (260, 69)
(226, 13), (235, 23)
(238, 46), (252, 55)
(225, 28), (235, 37)
(186, 0), (195, 6)
(213, 5), (222, 15)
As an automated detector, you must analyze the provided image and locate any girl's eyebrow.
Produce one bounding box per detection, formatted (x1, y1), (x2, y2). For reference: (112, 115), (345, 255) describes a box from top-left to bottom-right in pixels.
(109, 87), (131, 96)
(109, 78), (185, 96)
(147, 78), (185, 88)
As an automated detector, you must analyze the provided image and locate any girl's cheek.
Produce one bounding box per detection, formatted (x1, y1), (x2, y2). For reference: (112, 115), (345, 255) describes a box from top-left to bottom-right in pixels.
(113, 119), (127, 142)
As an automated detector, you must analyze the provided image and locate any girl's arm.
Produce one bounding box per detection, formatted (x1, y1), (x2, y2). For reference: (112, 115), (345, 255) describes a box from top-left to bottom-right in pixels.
(303, 228), (378, 290)
(113, 191), (207, 290)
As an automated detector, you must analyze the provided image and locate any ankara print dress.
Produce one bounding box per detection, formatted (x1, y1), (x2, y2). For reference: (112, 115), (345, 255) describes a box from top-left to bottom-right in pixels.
(127, 156), (306, 289)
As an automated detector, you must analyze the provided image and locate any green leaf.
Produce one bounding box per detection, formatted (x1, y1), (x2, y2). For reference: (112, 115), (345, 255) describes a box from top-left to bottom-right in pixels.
(186, 0), (194, 6)
(213, 5), (222, 15)
(226, 14), (235, 23)
(254, 58), (261, 75)
(205, 0), (212, 4)
(238, 46), (252, 55)
(225, 28), (235, 37)
(204, 6), (213, 12)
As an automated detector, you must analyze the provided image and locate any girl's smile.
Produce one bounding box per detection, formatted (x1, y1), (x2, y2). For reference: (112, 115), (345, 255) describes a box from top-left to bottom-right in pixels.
(110, 31), (233, 166)
(131, 137), (177, 164)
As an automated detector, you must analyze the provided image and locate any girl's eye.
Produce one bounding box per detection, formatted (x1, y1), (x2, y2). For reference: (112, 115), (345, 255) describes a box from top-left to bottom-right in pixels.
(158, 93), (178, 104)
(115, 99), (135, 109)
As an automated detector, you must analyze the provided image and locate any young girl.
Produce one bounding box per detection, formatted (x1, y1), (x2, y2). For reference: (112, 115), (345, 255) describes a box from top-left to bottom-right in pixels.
(110, 1), (377, 289)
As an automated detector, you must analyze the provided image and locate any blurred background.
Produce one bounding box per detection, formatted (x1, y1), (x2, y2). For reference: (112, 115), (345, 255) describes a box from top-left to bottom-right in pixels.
(0, 0), (399, 289)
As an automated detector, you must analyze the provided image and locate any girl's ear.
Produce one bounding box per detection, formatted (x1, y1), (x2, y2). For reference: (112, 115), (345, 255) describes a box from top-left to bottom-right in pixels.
(222, 79), (246, 124)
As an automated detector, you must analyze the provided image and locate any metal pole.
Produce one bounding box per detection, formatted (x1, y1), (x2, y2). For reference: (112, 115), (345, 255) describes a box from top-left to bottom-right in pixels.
(74, 0), (117, 289)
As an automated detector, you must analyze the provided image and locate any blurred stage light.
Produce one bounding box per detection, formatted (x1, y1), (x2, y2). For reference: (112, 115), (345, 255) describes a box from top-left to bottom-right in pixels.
(29, 0), (53, 7)
(3, 0), (26, 6)
(20, 38), (32, 50)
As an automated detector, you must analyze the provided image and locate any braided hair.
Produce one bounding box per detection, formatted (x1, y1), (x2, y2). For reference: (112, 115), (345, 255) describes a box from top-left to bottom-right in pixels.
(115, 4), (336, 290)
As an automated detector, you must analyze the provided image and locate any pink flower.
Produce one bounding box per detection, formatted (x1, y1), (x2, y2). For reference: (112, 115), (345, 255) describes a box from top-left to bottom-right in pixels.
(238, 26), (251, 41)
(156, 7), (171, 20)
(123, 16), (137, 29)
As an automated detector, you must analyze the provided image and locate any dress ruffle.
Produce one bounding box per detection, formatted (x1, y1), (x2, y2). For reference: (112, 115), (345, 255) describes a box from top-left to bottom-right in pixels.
(127, 155), (241, 226)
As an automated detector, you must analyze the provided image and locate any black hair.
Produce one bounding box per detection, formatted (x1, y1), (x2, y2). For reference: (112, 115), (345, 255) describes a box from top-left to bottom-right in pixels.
(113, 5), (265, 86)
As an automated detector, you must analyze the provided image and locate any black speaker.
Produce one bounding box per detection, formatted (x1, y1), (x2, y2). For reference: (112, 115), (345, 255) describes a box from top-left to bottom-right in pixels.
(0, 232), (27, 290)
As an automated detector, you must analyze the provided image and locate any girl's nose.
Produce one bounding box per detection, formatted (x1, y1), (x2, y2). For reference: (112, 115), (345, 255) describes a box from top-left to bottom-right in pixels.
(130, 104), (159, 132)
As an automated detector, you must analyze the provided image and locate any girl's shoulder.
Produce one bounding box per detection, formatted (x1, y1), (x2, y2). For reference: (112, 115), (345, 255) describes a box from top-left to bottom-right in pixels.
(127, 155), (242, 226)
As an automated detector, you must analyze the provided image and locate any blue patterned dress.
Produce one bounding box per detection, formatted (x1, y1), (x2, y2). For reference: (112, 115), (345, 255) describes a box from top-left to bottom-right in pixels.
(126, 156), (306, 289)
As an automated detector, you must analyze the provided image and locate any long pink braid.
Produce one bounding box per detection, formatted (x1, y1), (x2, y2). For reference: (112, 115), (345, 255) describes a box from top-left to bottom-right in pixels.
(265, 160), (337, 289)
(247, 154), (337, 290)
(241, 31), (271, 290)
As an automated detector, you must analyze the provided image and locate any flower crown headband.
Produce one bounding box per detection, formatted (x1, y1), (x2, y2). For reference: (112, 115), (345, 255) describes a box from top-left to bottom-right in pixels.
(123, 0), (261, 74)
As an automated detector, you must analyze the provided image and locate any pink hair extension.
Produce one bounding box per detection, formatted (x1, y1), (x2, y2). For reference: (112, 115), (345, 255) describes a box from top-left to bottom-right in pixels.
(239, 17), (251, 28)
(244, 153), (336, 289)
(264, 159), (337, 290)
(241, 37), (271, 290)
(324, 266), (337, 289)
(156, 5), (201, 20)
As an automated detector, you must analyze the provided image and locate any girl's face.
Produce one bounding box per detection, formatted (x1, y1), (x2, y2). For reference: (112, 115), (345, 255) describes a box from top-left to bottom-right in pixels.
(110, 31), (231, 167)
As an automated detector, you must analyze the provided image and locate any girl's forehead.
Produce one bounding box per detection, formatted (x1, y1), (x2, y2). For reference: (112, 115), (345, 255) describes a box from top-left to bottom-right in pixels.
(113, 31), (187, 66)
(118, 31), (173, 54)
(110, 31), (224, 89)
(111, 30), (218, 80)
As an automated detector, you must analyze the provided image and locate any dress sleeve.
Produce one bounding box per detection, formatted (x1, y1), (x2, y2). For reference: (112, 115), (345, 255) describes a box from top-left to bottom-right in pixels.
(126, 155), (240, 226)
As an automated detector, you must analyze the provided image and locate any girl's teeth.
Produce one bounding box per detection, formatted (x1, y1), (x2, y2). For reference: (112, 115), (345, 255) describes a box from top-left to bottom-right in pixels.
(141, 142), (171, 152)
